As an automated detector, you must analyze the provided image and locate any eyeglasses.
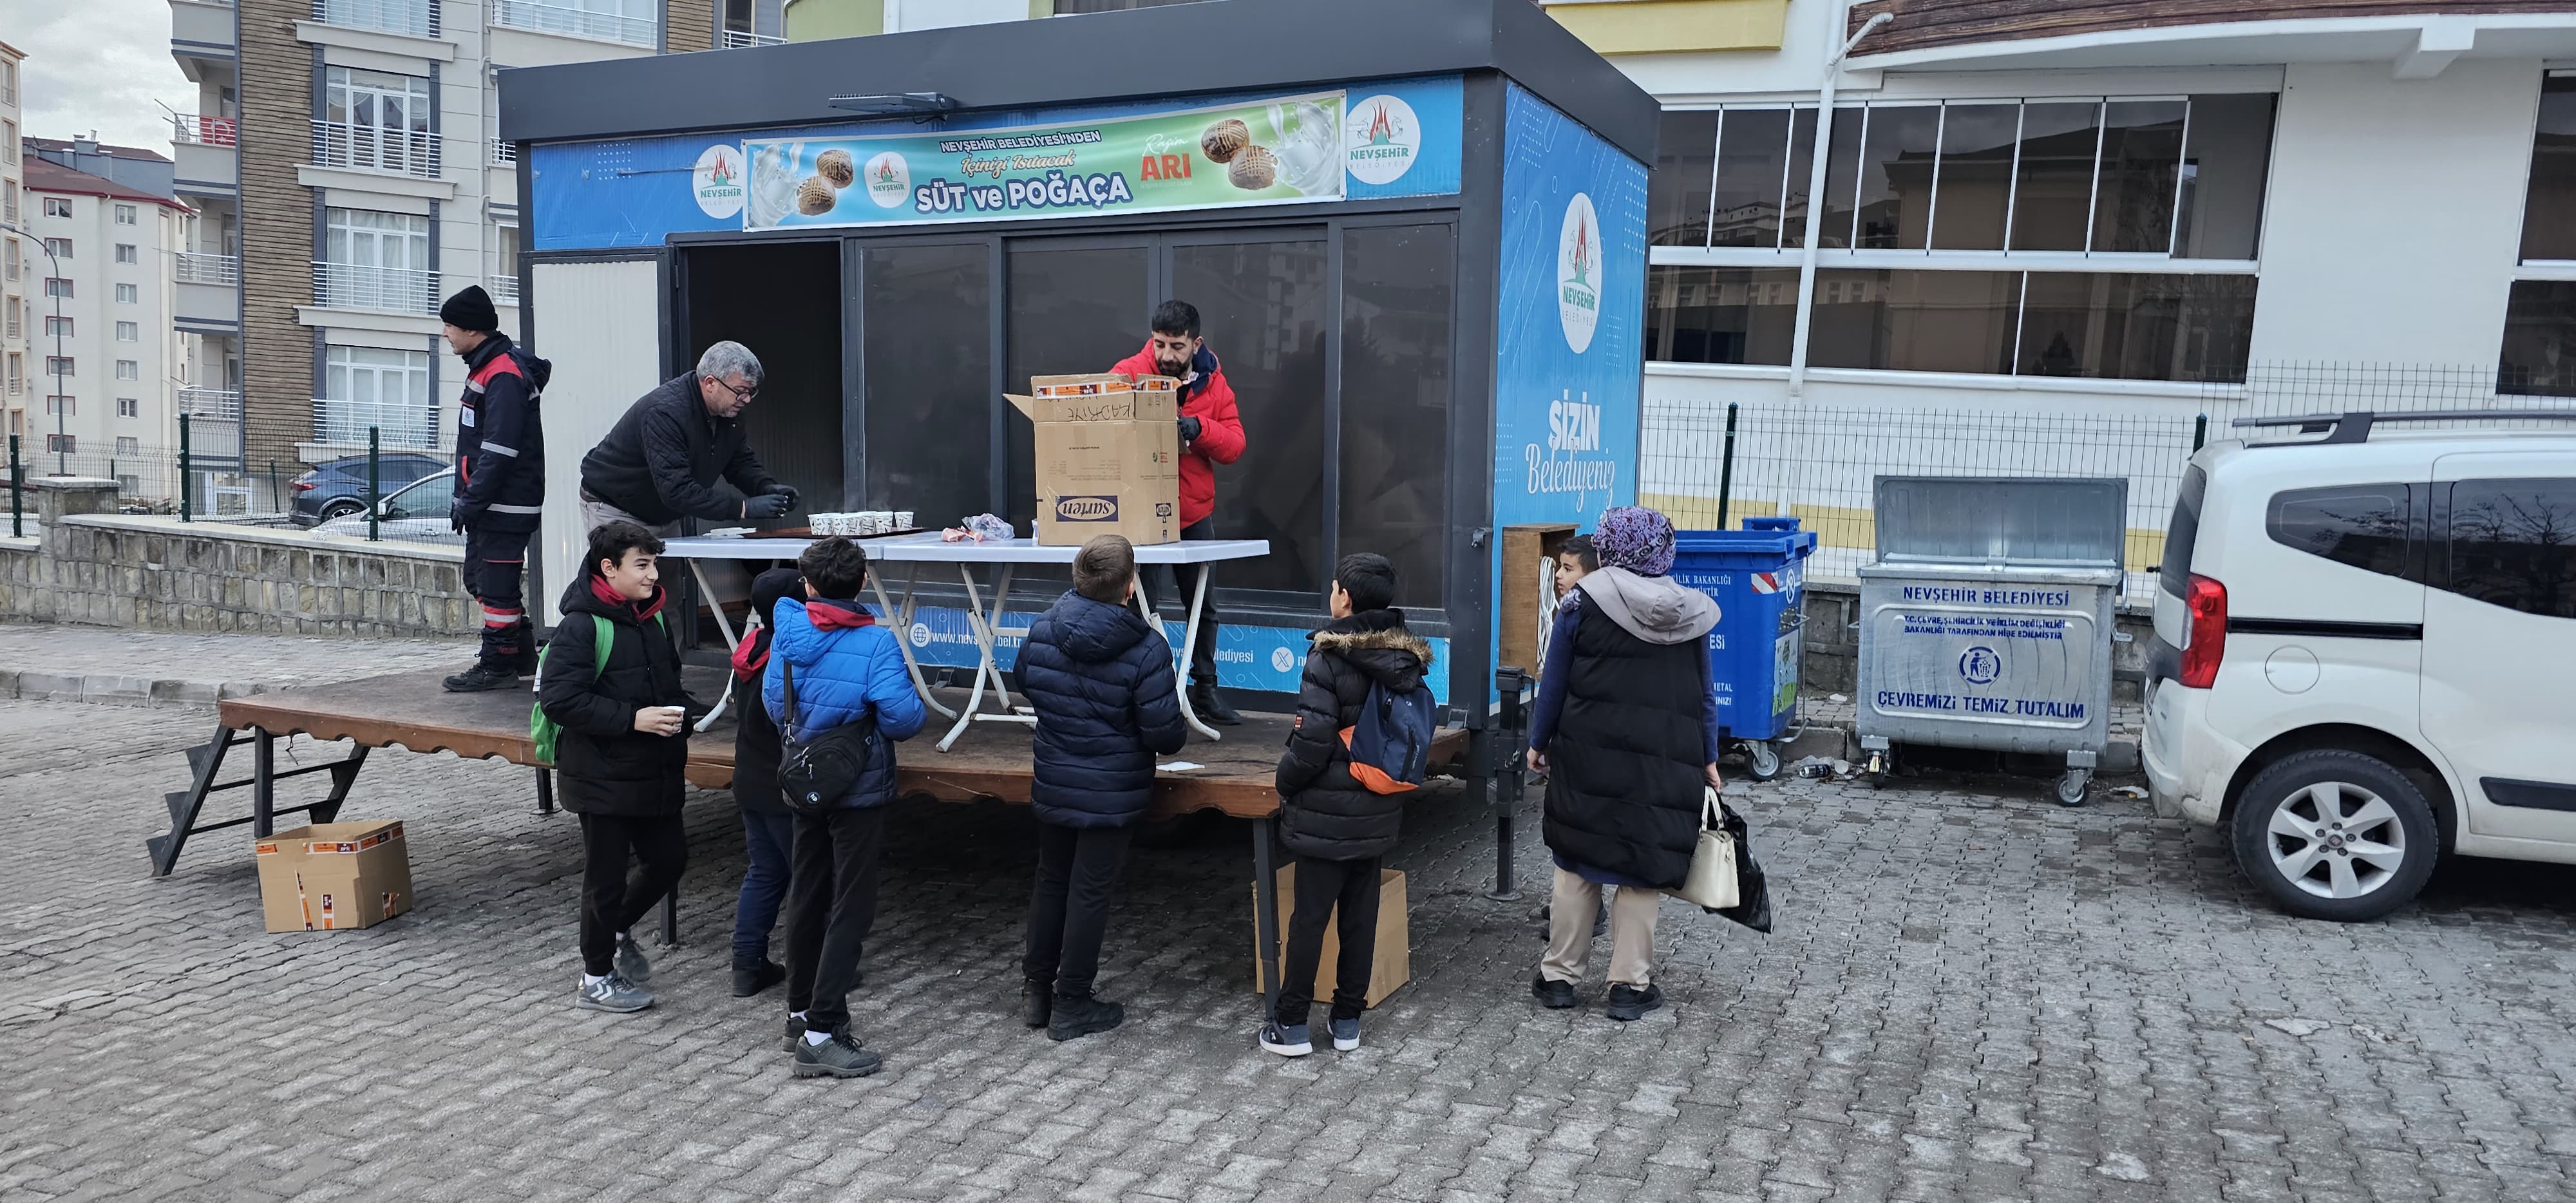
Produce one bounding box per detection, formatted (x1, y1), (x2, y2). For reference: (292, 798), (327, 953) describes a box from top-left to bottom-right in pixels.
(714, 377), (758, 403)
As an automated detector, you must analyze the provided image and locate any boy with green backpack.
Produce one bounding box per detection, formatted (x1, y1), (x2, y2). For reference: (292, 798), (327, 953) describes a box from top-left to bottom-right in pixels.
(535, 521), (694, 1014)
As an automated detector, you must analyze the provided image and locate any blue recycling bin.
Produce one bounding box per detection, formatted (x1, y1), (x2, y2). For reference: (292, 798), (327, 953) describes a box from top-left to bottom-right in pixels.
(1671, 517), (1818, 778)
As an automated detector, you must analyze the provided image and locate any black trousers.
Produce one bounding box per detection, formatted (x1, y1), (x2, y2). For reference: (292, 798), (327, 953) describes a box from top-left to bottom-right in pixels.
(786, 805), (884, 1032)
(1151, 518), (1219, 688)
(577, 811), (688, 978)
(463, 524), (531, 666)
(1022, 821), (1132, 1001)
(1276, 852), (1383, 1027)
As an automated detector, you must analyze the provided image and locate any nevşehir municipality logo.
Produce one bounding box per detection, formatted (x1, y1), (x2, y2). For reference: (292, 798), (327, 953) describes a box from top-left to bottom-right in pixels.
(1344, 94), (1421, 186)
(1557, 193), (1601, 354)
(693, 144), (746, 219)
(864, 151), (911, 209)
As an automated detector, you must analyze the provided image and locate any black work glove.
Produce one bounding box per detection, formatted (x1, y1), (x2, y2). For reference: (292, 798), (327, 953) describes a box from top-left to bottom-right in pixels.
(743, 493), (793, 520)
(448, 496), (482, 533)
(770, 484), (799, 509)
(1179, 415), (1204, 444)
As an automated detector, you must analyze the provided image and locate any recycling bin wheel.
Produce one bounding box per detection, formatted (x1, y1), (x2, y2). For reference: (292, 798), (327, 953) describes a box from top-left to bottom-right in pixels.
(1742, 740), (1782, 782)
(2055, 769), (2091, 807)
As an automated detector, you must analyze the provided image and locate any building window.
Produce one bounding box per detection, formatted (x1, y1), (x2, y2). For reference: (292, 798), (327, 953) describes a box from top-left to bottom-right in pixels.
(115, 204), (137, 226)
(43, 316), (70, 337)
(115, 321), (137, 342)
(118, 397), (140, 419)
(44, 357), (72, 378)
(321, 345), (436, 446)
(2504, 74), (2576, 397)
(321, 68), (435, 175)
(42, 238), (70, 260)
(45, 434), (74, 453)
(1647, 93), (2275, 383)
(116, 361), (139, 381)
(115, 283), (137, 304)
(3, 122), (15, 165)
(3, 240), (15, 281)
(43, 278), (70, 299)
(117, 435), (140, 456)
(4, 354), (17, 395)
(44, 395), (74, 417)
(43, 198), (70, 219)
(115, 244), (138, 265)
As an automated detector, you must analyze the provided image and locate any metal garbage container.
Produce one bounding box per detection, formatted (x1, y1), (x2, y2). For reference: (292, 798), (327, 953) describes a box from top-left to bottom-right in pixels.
(1672, 517), (1818, 781)
(1855, 477), (2125, 804)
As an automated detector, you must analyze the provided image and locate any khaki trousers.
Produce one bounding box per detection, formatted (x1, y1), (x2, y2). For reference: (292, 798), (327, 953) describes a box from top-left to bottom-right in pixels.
(579, 496), (687, 541)
(1540, 867), (1662, 988)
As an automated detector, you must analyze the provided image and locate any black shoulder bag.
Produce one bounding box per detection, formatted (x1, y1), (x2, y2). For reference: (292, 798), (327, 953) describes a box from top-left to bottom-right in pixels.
(777, 658), (878, 815)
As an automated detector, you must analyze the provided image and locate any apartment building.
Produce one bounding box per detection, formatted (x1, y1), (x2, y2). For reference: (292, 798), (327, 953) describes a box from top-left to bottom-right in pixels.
(27, 137), (178, 201)
(166, 0), (717, 488)
(19, 157), (193, 472)
(1, 41), (28, 447)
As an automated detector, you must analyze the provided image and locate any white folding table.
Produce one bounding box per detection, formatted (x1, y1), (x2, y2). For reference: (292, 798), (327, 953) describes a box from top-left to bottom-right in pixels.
(658, 533), (1271, 752)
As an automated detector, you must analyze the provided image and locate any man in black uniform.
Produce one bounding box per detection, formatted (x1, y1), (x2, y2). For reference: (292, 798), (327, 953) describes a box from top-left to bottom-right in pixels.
(578, 341), (796, 535)
(439, 285), (551, 694)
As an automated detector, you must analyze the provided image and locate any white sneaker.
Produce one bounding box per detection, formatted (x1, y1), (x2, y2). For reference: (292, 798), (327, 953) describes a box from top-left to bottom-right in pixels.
(576, 974), (654, 1014)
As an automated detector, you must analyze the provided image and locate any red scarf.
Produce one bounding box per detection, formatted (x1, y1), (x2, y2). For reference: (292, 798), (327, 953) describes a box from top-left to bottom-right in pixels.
(589, 574), (667, 624)
(731, 627), (770, 682)
(806, 598), (876, 630)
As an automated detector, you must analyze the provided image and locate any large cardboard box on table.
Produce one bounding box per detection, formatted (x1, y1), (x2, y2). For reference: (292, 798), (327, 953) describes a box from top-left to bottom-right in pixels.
(1251, 866), (1410, 1008)
(254, 820), (413, 933)
(1005, 373), (1180, 546)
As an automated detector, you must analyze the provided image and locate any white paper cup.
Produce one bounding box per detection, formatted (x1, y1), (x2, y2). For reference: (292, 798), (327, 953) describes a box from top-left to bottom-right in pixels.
(893, 510), (914, 531)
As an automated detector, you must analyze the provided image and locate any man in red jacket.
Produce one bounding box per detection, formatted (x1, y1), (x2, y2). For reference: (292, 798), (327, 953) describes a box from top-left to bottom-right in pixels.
(1110, 300), (1247, 724)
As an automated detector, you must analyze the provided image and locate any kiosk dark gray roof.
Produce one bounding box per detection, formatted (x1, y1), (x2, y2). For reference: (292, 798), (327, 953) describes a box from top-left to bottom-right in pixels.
(497, 0), (1659, 164)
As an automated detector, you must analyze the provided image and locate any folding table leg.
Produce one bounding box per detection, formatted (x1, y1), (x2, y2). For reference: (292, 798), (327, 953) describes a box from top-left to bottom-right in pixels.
(874, 563), (954, 719)
(1174, 558), (1220, 741)
(939, 565), (998, 752)
(660, 891), (679, 947)
(1252, 815), (1282, 1025)
(692, 560), (739, 650)
(252, 728), (277, 838)
(533, 767), (555, 815)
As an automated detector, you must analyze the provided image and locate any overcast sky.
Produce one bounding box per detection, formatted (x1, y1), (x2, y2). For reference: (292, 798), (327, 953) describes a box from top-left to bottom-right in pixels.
(3, 0), (197, 154)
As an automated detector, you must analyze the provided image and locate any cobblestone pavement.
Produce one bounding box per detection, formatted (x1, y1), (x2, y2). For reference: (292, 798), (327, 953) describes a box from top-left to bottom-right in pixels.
(3, 692), (2573, 1202)
(0, 624), (470, 705)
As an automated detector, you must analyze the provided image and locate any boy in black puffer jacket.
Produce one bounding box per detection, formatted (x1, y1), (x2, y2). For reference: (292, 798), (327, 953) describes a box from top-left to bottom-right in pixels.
(537, 521), (692, 1016)
(1262, 553), (1432, 1057)
(1016, 535), (1189, 1041)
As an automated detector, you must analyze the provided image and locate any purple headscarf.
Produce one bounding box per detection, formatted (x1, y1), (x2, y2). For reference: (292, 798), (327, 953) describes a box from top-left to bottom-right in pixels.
(1592, 506), (1676, 577)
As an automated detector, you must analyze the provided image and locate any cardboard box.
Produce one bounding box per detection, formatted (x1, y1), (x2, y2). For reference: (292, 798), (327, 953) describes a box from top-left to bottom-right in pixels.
(1251, 866), (1410, 1009)
(1006, 373), (1181, 546)
(1500, 524), (1581, 677)
(254, 820), (414, 933)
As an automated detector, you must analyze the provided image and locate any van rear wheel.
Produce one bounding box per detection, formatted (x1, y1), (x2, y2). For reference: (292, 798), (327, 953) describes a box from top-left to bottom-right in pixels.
(2230, 750), (2438, 922)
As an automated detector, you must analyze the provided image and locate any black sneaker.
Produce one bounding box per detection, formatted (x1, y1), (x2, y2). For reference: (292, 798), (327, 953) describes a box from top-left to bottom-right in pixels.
(1259, 1019), (1312, 1057)
(781, 1016), (807, 1053)
(732, 960), (786, 998)
(1021, 981), (1053, 1029)
(1531, 974), (1577, 1009)
(509, 631), (540, 677)
(1189, 683), (1242, 726)
(1048, 994), (1124, 1041)
(1605, 982), (1664, 1021)
(441, 662), (519, 693)
(791, 1029), (882, 1079)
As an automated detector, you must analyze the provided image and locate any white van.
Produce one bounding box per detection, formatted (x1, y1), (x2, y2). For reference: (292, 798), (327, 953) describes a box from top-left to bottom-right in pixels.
(2144, 411), (2576, 921)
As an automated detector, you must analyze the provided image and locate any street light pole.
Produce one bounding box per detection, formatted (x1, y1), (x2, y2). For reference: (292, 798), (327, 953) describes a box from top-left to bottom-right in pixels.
(0, 221), (68, 473)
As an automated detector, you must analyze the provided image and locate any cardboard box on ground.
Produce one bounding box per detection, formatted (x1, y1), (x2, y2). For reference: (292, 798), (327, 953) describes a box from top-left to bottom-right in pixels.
(1005, 373), (1182, 547)
(254, 820), (415, 933)
(1250, 866), (1410, 1009)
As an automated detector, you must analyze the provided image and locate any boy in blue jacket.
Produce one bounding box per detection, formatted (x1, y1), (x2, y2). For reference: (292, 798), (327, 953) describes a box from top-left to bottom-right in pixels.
(1015, 535), (1188, 1041)
(762, 536), (925, 1079)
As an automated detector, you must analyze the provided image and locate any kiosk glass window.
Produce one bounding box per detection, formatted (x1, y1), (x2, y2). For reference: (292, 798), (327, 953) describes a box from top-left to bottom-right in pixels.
(1005, 243), (1151, 536)
(865, 243), (992, 523)
(1339, 223), (1452, 609)
(1171, 236), (1329, 595)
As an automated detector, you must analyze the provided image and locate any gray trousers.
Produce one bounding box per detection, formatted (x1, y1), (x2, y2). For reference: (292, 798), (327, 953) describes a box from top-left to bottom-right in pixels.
(579, 496), (687, 540)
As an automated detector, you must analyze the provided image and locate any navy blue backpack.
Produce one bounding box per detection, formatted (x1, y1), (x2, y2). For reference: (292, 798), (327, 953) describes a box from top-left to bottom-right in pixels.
(1340, 681), (1439, 794)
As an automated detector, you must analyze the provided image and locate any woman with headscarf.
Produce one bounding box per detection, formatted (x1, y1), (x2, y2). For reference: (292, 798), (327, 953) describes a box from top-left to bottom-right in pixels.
(1524, 506), (1723, 1021)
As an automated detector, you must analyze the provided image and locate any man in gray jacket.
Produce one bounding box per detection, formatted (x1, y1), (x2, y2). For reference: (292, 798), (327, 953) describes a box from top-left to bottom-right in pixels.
(579, 341), (798, 535)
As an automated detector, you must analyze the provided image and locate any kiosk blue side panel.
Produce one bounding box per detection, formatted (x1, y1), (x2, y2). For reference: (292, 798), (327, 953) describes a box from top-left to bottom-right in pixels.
(1488, 84), (1647, 690)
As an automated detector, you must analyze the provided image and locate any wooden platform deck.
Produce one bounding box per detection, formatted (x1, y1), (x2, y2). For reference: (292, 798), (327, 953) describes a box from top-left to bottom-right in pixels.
(213, 667), (1468, 820)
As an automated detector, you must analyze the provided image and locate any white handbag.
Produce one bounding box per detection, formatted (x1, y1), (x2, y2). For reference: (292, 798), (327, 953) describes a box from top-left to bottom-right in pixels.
(1671, 786), (1739, 911)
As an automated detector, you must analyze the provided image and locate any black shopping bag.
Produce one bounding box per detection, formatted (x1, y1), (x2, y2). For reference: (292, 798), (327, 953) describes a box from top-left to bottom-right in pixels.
(1716, 799), (1772, 934)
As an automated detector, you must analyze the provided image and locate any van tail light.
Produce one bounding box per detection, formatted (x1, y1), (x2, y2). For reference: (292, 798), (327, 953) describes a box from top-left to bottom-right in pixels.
(2177, 573), (2228, 688)
(292, 481), (316, 492)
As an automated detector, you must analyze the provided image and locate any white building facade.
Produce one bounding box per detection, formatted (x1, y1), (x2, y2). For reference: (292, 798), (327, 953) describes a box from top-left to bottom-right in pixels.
(20, 158), (192, 481)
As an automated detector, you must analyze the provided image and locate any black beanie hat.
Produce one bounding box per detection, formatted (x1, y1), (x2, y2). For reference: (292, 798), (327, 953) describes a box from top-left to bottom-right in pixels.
(440, 285), (499, 334)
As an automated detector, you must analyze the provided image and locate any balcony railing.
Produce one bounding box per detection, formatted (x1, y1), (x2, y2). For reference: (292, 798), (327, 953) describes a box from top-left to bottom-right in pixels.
(171, 115), (240, 147)
(312, 261), (440, 314)
(488, 274), (521, 303)
(721, 29), (784, 48)
(310, 0), (439, 38)
(488, 138), (518, 166)
(490, 0), (656, 47)
(314, 399), (443, 450)
(180, 388), (246, 462)
(310, 120), (442, 178)
(176, 252), (241, 286)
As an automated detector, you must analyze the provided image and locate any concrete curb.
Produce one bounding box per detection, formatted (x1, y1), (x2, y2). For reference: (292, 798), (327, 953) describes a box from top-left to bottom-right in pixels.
(0, 668), (276, 710)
